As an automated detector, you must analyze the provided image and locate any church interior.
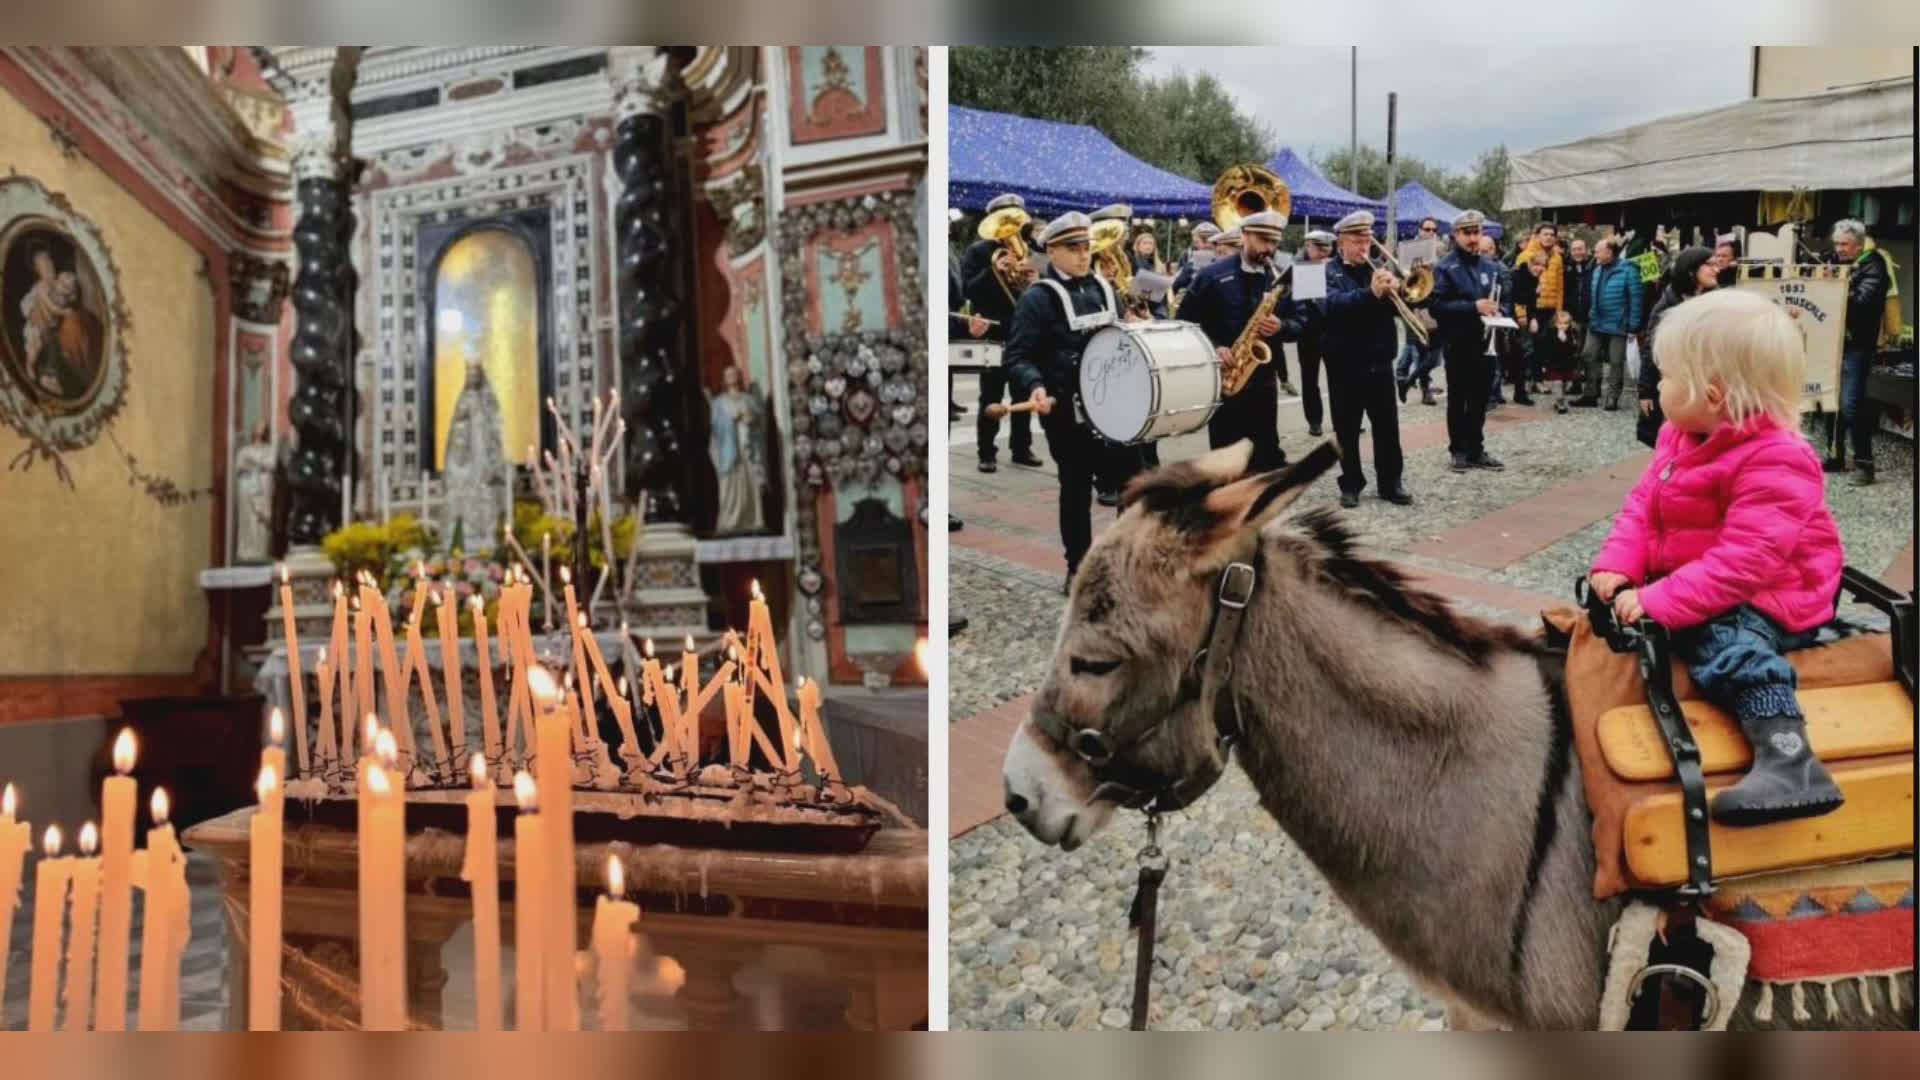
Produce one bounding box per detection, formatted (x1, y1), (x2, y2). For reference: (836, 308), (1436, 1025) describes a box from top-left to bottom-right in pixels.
(0, 46), (928, 1030)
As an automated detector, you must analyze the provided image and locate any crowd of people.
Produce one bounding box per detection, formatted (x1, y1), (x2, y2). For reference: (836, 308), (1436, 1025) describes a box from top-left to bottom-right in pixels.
(949, 190), (1899, 595)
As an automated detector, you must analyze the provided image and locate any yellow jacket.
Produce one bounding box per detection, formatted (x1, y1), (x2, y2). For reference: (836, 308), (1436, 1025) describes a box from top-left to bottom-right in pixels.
(1514, 241), (1566, 311)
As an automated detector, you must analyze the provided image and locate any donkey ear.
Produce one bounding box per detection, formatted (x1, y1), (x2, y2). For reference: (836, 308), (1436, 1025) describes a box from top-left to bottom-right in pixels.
(1193, 441), (1340, 566)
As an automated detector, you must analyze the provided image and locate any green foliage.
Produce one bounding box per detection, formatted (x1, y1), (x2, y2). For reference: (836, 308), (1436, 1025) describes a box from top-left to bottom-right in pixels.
(1311, 143), (1537, 235)
(951, 47), (1272, 185)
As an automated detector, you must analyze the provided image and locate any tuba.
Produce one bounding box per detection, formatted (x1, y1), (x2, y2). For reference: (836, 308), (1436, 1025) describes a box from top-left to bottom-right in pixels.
(1211, 164), (1293, 395)
(1090, 219), (1138, 313)
(978, 205), (1033, 301)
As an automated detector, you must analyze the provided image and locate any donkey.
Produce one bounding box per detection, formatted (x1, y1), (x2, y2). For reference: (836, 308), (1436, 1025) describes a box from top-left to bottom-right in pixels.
(1000, 440), (1910, 1030)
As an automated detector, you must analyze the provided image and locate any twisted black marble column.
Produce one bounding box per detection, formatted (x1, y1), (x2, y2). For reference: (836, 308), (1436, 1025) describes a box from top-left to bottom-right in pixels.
(614, 110), (690, 523)
(286, 175), (354, 543)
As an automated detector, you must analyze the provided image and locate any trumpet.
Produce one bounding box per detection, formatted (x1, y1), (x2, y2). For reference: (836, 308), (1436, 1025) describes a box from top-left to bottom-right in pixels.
(1483, 280), (1503, 356)
(1365, 238), (1431, 347)
(978, 205), (1034, 301)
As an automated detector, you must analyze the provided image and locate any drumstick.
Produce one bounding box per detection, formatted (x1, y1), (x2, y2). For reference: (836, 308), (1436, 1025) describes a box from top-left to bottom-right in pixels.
(984, 400), (1047, 419)
(949, 311), (1002, 327)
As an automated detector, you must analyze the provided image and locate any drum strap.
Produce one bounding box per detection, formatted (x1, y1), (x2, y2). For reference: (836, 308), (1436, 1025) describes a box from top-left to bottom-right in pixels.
(1035, 277), (1118, 333)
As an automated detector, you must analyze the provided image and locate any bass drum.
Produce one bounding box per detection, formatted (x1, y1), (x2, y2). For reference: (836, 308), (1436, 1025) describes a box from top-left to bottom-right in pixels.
(1078, 320), (1221, 444)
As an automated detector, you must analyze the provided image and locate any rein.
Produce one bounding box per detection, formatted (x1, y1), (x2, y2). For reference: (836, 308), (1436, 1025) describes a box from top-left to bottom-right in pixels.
(1047, 555), (1261, 1029)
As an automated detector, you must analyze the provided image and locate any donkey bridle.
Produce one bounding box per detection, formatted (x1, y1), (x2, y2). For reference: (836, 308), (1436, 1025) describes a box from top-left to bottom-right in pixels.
(1034, 554), (1260, 815)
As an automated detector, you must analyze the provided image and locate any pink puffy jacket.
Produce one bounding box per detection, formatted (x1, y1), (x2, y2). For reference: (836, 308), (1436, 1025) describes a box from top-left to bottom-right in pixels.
(1592, 416), (1844, 632)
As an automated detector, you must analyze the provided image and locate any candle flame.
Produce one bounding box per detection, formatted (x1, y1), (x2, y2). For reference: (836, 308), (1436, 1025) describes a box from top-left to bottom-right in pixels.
(367, 764), (391, 796)
(279, 563), (289, 585)
(751, 579), (763, 600)
(2, 783), (13, 817)
(513, 770), (537, 811)
(79, 822), (98, 856)
(268, 707), (286, 746)
(470, 752), (489, 787)
(413, 561), (424, 578)
(469, 595), (483, 611)
(618, 677), (629, 697)
(606, 855), (625, 898)
(42, 825), (62, 857)
(915, 638), (930, 677)
(151, 788), (169, 825)
(333, 580), (344, 599)
(526, 666), (562, 705)
(576, 611), (588, 629)
(375, 729), (398, 765)
(560, 566), (571, 585)
(727, 646), (739, 663)
(365, 714), (380, 746)
(684, 634), (696, 652)
(562, 669), (575, 691)
(643, 639), (655, 659)
(317, 646), (328, 665)
(258, 763), (279, 798)
(112, 729), (136, 774)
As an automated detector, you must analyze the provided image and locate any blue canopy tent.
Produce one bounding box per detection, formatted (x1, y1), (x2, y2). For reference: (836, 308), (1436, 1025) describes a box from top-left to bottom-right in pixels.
(1263, 147), (1385, 224)
(1383, 181), (1504, 240)
(948, 105), (1214, 220)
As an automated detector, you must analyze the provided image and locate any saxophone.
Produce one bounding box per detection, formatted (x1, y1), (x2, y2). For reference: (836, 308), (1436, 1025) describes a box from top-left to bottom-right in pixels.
(1223, 279), (1284, 396)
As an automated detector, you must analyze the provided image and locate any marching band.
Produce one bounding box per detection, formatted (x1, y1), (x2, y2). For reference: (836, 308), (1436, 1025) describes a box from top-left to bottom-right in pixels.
(956, 167), (1505, 593)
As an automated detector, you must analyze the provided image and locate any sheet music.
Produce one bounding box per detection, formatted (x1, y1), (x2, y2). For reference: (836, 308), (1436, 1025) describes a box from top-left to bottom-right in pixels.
(1480, 315), (1519, 329)
(1289, 261), (1327, 300)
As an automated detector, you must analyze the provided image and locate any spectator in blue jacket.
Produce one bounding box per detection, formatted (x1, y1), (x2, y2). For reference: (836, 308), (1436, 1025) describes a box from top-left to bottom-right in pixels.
(1572, 236), (1643, 409)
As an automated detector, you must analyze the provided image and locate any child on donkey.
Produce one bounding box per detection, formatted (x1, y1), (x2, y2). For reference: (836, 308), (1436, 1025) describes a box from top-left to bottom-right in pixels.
(1589, 289), (1846, 826)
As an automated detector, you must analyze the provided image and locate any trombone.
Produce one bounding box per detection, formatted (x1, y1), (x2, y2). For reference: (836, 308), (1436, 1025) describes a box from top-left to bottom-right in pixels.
(1365, 237), (1432, 346)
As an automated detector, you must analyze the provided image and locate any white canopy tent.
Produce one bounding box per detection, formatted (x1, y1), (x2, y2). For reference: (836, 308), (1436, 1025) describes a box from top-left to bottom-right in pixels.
(1504, 79), (1913, 210)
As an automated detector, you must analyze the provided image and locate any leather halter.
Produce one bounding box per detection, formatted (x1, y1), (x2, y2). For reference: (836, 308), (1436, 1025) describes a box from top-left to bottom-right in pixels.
(1035, 554), (1260, 815)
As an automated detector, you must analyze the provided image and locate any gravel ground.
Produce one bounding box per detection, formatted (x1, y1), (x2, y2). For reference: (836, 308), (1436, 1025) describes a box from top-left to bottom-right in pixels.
(950, 367), (1916, 1031)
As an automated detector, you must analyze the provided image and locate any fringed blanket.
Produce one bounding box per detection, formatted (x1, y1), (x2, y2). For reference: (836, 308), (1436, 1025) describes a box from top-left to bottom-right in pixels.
(1705, 858), (1915, 1023)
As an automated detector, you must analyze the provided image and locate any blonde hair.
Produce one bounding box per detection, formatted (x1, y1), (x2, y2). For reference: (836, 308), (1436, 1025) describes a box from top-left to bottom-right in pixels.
(1652, 289), (1804, 428)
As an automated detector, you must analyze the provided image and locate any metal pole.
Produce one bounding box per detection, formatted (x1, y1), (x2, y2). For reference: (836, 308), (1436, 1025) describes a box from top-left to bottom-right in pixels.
(1349, 47), (1358, 193)
(1385, 92), (1398, 245)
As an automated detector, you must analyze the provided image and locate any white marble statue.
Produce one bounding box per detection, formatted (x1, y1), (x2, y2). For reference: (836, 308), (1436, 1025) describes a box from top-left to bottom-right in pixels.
(233, 424), (276, 564)
(708, 365), (767, 535)
(442, 357), (512, 551)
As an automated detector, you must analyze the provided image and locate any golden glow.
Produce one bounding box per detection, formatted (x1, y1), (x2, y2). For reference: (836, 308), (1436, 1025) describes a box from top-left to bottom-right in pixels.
(513, 770), (537, 811)
(606, 854), (625, 898)
(268, 707), (285, 746)
(470, 752), (489, 787)
(915, 637), (930, 676)
(527, 666), (562, 706)
(43, 825), (60, 857)
(375, 729), (399, 765)
(2, 783), (14, 818)
(432, 229), (539, 470)
(113, 729), (136, 774)
(79, 822), (98, 856)
(367, 765), (391, 797)
(257, 764), (279, 799)
(151, 788), (170, 825)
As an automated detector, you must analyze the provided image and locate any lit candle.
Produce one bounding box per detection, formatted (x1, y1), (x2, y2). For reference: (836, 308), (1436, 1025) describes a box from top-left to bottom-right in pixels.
(639, 640), (682, 768)
(527, 667), (578, 1030)
(63, 822), (101, 1030)
(608, 675), (640, 766)
(277, 563), (310, 777)
(471, 596), (502, 763)
(27, 825), (69, 1031)
(248, 761), (283, 1029)
(93, 729), (136, 1030)
(579, 612), (633, 761)
(314, 647), (334, 777)
(747, 581), (797, 770)
(439, 588), (467, 762)
(359, 735), (408, 1030)
(352, 591), (374, 746)
(542, 533), (552, 632)
(591, 855), (639, 1031)
(511, 771), (544, 1032)
(0, 784), (29, 1019)
(680, 635), (698, 761)
(462, 754), (503, 1031)
(136, 789), (188, 1031)
(723, 676), (747, 768)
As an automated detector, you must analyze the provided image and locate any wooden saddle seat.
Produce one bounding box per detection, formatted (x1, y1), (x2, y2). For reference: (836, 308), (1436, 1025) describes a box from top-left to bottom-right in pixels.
(1553, 608), (1915, 898)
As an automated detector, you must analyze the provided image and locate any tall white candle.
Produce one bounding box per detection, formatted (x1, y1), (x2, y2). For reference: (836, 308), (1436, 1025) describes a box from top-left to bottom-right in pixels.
(62, 823), (101, 1030)
(248, 761), (283, 1030)
(527, 668), (578, 1030)
(0, 784), (30, 1021)
(359, 736), (408, 1030)
(136, 789), (188, 1031)
(93, 730), (136, 1030)
(278, 563), (310, 777)
(27, 826), (68, 1031)
(462, 754), (503, 1031)
(511, 771), (544, 1031)
(471, 596), (502, 763)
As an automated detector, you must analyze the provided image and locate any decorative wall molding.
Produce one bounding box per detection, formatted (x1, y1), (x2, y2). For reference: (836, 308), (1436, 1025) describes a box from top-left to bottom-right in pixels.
(705, 163), (766, 257)
(229, 251), (291, 326)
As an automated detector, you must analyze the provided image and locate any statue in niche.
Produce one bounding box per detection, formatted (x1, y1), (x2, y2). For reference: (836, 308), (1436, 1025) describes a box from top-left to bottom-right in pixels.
(232, 422), (276, 564)
(442, 352), (512, 550)
(708, 364), (767, 536)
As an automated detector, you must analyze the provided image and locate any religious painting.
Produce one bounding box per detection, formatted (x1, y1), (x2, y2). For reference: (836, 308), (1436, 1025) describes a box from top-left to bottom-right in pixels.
(807, 220), (899, 337)
(0, 176), (131, 486)
(785, 47), (887, 144)
(429, 227), (540, 471)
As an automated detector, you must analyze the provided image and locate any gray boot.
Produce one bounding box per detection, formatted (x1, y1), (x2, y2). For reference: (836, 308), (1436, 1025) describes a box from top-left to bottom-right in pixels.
(1710, 687), (1845, 826)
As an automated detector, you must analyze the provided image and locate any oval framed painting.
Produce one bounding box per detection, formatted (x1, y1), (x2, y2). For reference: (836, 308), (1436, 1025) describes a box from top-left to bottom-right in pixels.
(0, 176), (131, 462)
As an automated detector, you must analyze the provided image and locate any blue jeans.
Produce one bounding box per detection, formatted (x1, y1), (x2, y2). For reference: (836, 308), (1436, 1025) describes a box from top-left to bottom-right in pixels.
(1836, 343), (1878, 466)
(1395, 336), (1442, 389)
(1674, 605), (1819, 722)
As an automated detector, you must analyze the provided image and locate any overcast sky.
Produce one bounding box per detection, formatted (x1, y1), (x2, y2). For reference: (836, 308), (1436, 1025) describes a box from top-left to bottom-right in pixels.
(1138, 47), (1752, 174)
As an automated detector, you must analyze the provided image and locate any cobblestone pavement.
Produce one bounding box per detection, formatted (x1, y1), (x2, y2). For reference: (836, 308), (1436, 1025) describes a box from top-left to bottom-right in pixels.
(947, 353), (1916, 1030)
